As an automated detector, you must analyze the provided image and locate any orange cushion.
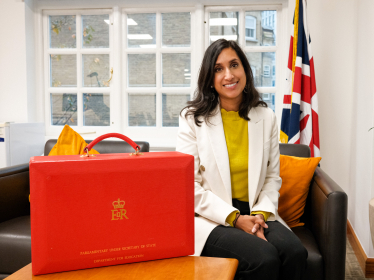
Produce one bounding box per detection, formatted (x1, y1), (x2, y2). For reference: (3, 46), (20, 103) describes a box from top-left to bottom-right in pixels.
(48, 124), (99, 156)
(278, 155), (321, 228)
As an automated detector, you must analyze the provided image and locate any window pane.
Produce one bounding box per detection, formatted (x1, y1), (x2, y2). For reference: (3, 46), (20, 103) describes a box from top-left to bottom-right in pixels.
(162, 13), (191, 47)
(51, 93), (77, 126)
(128, 94), (156, 126)
(83, 93), (110, 126)
(162, 94), (190, 127)
(50, 15), (76, 48)
(209, 12), (238, 44)
(128, 54), (156, 87)
(82, 54), (110, 87)
(50, 55), (77, 87)
(82, 15), (110, 48)
(127, 14), (156, 48)
(162, 53), (191, 87)
(261, 93), (275, 112)
(246, 52), (276, 87)
(245, 11), (276, 47)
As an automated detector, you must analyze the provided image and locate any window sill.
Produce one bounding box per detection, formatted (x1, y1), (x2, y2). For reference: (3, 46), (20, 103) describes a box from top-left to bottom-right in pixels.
(245, 37), (258, 42)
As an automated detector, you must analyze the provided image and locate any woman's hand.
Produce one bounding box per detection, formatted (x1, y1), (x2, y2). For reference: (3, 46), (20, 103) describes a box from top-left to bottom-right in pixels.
(254, 225), (267, 241)
(235, 214), (268, 241)
(252, 214), (268, 241)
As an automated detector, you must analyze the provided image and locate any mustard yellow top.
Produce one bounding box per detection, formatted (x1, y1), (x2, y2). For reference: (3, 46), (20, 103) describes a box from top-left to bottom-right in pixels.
(221, 108), (270, 226)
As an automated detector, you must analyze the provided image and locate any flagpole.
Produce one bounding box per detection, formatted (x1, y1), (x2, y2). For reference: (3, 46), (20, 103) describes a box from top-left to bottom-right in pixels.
(291, 0), (299, 114)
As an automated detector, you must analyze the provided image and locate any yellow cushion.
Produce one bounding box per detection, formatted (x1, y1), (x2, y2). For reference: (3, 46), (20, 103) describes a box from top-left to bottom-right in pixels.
(48, 125), (99, 156)
(29, 125), (99, 202)
(278, 155), (321, 228)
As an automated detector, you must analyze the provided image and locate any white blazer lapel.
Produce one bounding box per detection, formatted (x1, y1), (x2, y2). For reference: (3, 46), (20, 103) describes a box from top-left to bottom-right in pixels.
(206, 106), (232, 200)
(247, 108), (264, 208)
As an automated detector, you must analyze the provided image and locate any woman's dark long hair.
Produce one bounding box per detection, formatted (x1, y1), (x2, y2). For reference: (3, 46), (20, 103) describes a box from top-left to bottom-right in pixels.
(182, 39), (267, 126)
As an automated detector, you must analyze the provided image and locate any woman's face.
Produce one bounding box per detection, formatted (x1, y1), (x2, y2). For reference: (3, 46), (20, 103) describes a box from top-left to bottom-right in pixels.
(213, 47), (246, 110)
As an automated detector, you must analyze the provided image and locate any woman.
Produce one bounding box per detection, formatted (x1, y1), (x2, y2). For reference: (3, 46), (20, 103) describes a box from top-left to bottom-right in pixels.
(176, 39), (307, 280)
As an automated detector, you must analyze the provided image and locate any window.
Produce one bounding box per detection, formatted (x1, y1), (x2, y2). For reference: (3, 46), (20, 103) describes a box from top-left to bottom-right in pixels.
(123, 9), (194, 143)
(246, 28), (254, 38)
(40, 4), (283, 147)
(208, 12), (239, 43)
(43, 8), (195, 144)
(245, 15), (256, 41)
(263, 65), (270, 76)
(261, 93), (275, 111)
(44, 9), (114, 133)
(262, 93), (270, 100)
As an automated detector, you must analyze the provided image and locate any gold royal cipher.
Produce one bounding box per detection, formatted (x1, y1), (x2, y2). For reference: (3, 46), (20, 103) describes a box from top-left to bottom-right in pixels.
(111, 198), (129, 220)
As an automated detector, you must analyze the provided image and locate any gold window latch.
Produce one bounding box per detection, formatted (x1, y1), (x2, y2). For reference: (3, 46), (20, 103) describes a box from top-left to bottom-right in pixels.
(106, 68), (113, 83)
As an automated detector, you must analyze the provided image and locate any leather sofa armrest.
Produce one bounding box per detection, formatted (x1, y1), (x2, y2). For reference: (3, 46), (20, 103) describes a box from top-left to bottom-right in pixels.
(310, 167), (348, 280)
(0, 163), (30, 223)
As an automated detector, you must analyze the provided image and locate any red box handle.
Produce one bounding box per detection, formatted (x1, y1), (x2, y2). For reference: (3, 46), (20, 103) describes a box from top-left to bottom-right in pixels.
(84, 133), (140, 154)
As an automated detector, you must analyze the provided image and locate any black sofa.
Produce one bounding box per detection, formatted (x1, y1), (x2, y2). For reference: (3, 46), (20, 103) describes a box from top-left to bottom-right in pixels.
(0, 143), (347, 279)
(280, 144), (347, 280)
(0, 140), (149, 279)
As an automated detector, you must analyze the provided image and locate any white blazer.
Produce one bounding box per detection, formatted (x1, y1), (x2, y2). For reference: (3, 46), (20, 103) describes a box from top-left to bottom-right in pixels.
(176, 104), (288, 256)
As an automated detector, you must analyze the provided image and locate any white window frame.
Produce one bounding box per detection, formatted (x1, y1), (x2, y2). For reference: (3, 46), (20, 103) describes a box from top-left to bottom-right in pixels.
(42, 9), (119, 137)
(205, 5), (283, 120)
(122, 7), (196, 149)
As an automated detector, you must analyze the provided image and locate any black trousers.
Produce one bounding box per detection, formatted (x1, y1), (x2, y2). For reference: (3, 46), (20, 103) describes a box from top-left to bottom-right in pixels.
(201, 199), (308, 280)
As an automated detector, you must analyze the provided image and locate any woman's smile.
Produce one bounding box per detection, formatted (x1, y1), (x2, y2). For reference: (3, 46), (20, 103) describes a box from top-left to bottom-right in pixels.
(223, 81), (239, 88)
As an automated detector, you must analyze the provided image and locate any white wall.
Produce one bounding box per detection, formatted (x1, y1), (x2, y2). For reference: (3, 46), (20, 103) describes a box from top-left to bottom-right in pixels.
(308, 0), (374, 257)
(352, 0), (374, 257)
(25, 0), (37, 122)
(0, 0), (38, 123)
(0, 0), (29, 122)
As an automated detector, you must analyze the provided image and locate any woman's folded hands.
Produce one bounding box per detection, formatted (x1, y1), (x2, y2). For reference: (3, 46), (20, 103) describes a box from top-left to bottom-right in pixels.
(235, 213), (268, 241)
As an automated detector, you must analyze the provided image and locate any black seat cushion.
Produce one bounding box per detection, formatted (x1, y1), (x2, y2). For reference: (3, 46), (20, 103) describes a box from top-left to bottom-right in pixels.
(279, 143), (311, 158)
(292, 226), (323, 280)
(0, 216), (31, 274)
(44, 139), (150, 155)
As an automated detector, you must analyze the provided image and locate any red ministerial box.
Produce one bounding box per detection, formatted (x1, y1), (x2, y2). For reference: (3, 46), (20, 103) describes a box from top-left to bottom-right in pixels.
(30, 151), (194, 275)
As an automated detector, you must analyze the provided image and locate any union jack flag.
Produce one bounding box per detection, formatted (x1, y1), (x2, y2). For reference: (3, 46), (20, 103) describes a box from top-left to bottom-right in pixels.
(280, 0), (320, 157)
